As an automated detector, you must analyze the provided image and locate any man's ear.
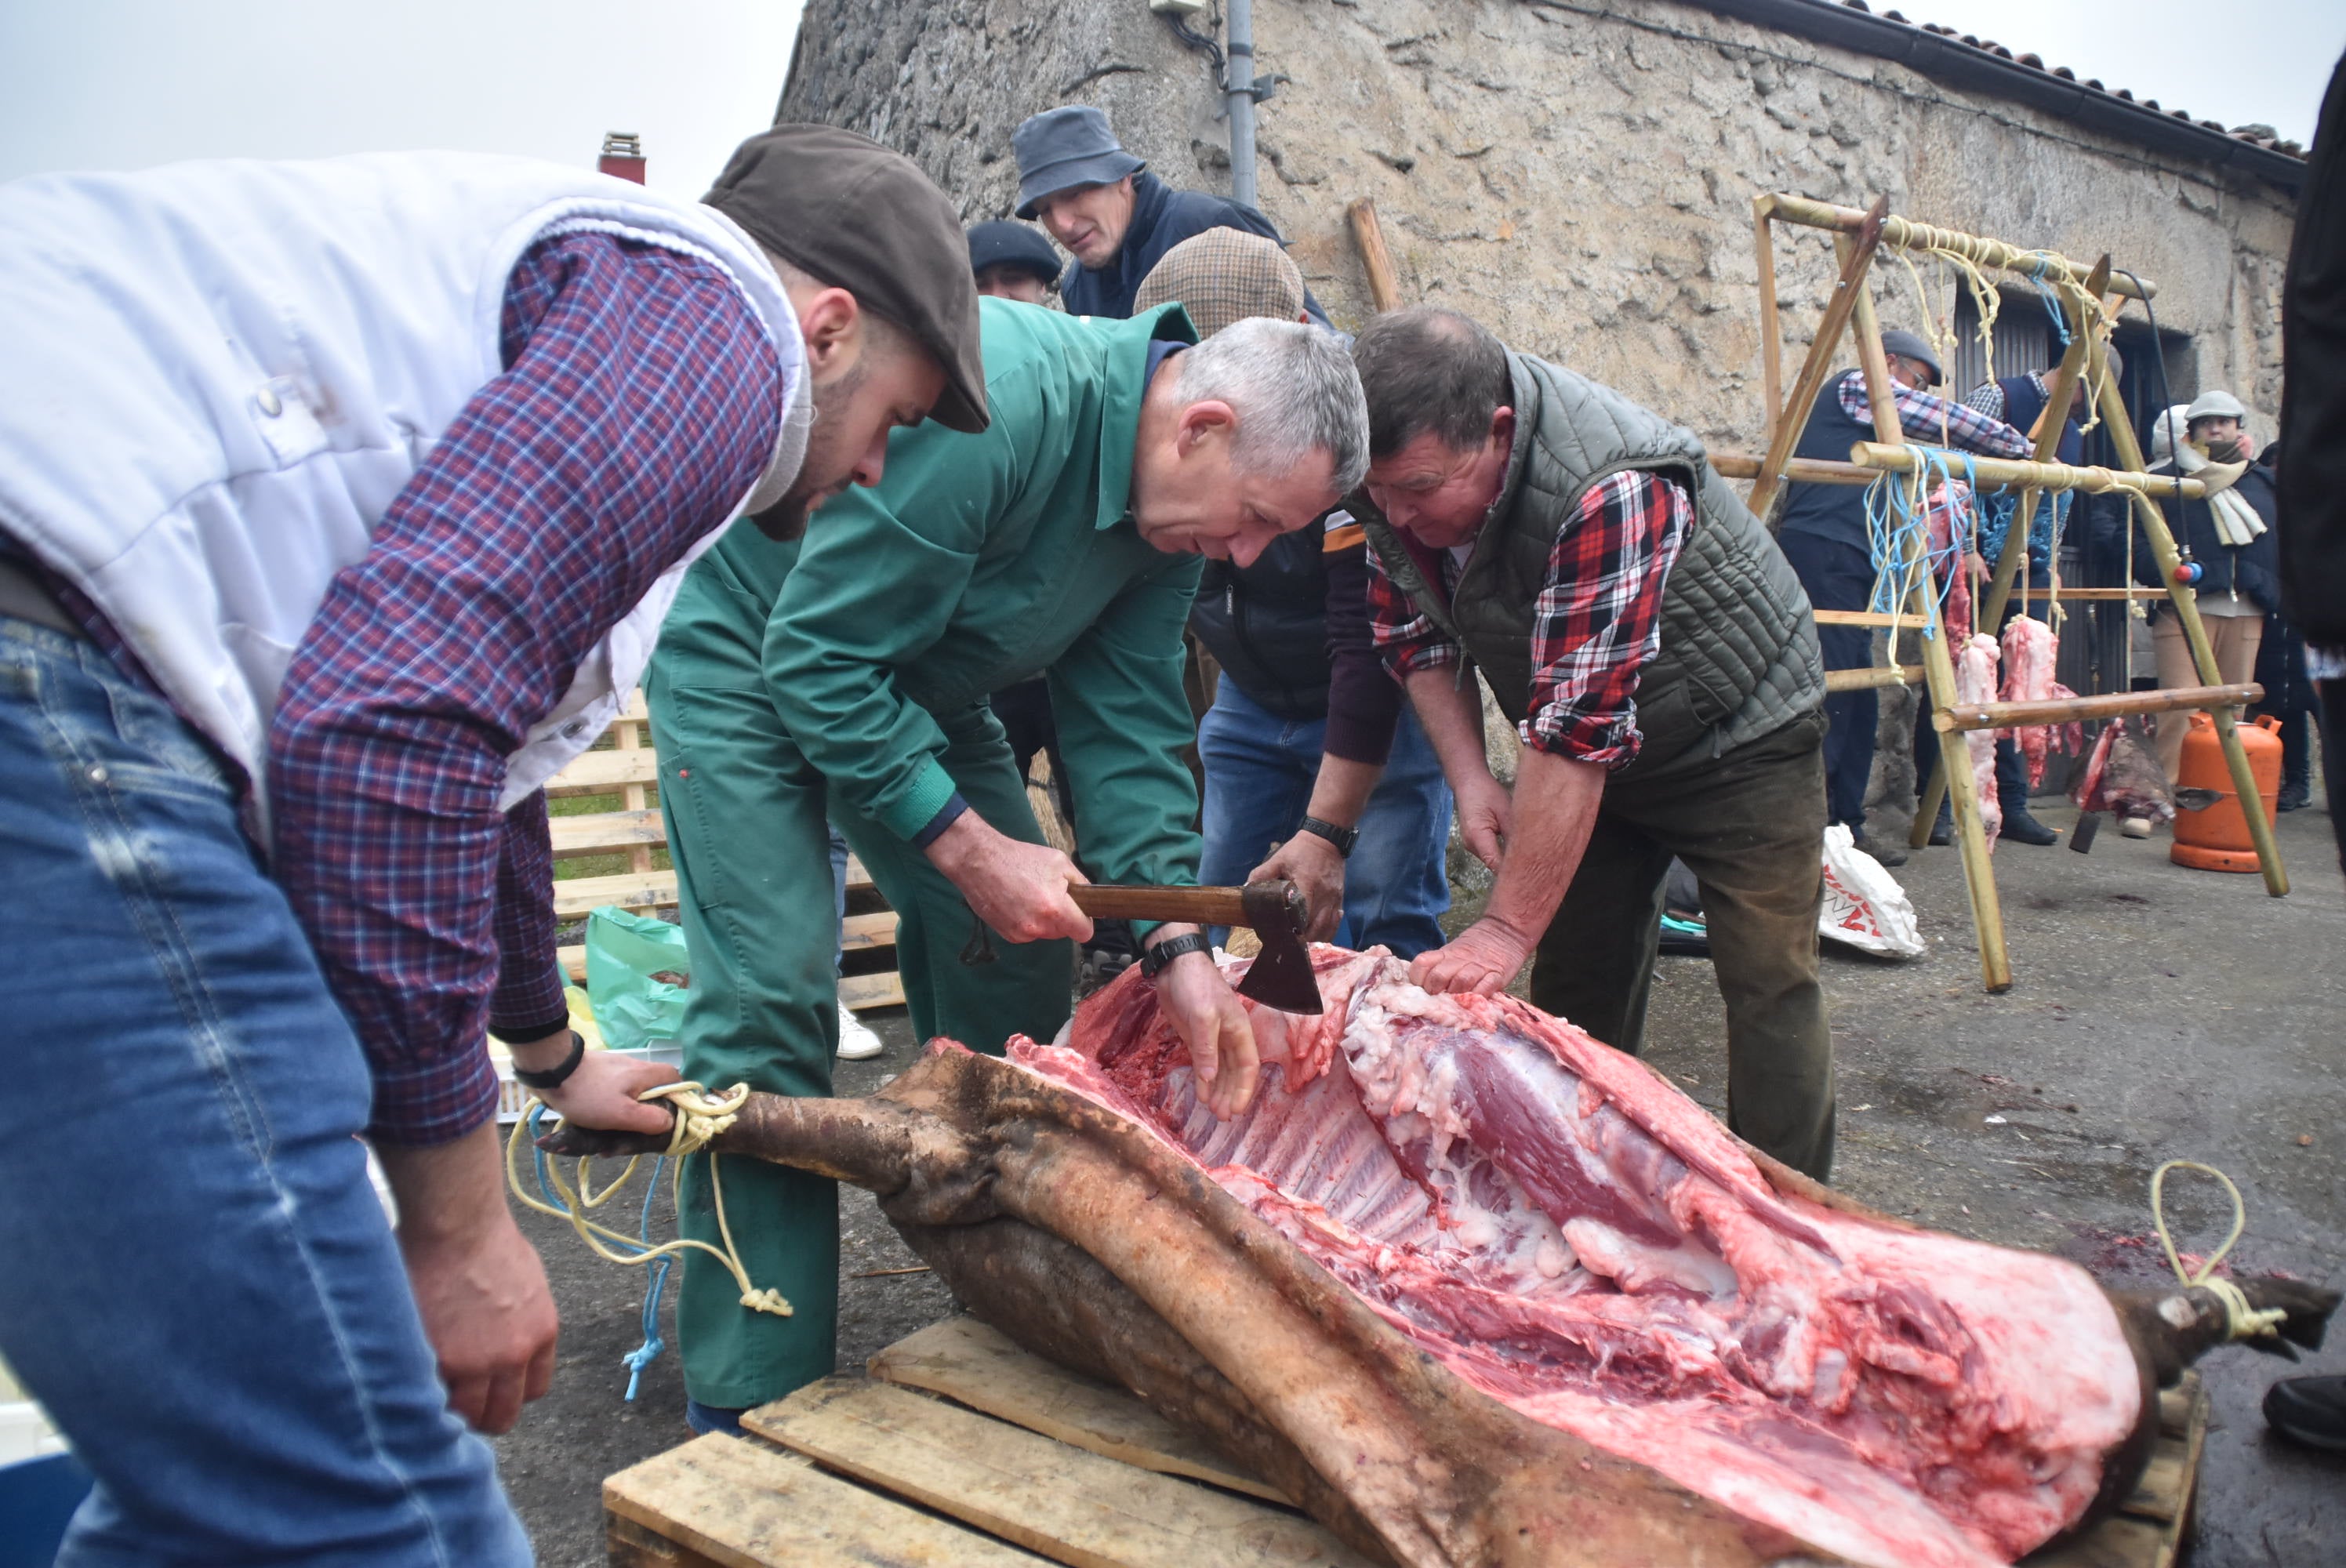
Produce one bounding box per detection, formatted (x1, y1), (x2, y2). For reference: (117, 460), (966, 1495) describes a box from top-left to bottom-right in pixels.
(1175, 399), (1238, 457)
(1489, 405), (1516, 451)
(795, 286), (864, 377)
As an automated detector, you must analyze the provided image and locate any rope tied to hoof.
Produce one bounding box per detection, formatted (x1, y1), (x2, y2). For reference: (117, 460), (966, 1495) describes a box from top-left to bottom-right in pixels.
(506, 1080), (794, 1323)
(2150, 1160), (2286, 1342)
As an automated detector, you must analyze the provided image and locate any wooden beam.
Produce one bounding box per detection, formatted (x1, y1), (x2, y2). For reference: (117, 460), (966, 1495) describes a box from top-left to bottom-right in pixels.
(1753, 196), (1784, 454)
(1811, 609), (1912, 627)
(1758, 194), (2156, 300)
(1709, 450), (1876, 485)
(1847, 443), (2206, 499)
(1746, 194), (1890, 520)
(1346, 198), (1401, 314)
(1825, 664), (1925, 692)
(1934, 682), (2262, 734)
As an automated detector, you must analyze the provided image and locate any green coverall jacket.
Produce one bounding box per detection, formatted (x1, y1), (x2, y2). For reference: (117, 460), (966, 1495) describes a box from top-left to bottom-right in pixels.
(664, 297), (1204, 884)
(643, 298), (1208, 1411)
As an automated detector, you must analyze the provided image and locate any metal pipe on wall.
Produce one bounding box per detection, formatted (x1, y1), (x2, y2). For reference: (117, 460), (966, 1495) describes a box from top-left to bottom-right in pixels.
(1226, 0), (1258, 208)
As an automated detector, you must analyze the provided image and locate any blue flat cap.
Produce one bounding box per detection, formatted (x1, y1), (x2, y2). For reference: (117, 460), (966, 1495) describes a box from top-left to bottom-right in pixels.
(966, 220), (1063, 286)
(1013, 106), (1146, 218)
(1879, 328), (1943, 385)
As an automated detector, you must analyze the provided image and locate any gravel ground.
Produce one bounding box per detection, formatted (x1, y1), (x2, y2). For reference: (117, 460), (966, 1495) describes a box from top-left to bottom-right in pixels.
(499, 797), (2344, 1567)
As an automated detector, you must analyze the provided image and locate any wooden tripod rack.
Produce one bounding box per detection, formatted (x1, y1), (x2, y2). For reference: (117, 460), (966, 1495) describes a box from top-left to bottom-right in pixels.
(1741, 193), (2288, 992)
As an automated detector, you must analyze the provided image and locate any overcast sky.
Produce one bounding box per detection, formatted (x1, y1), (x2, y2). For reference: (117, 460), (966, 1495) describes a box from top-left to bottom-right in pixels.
(0, 1), (2335, 194)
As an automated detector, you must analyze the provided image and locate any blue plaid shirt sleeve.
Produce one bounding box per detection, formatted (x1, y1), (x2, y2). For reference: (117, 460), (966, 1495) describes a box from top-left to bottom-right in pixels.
(489, 793), (567, 1043)
(268, 230), (785, 1145)
(1841, 372), (2034, 459)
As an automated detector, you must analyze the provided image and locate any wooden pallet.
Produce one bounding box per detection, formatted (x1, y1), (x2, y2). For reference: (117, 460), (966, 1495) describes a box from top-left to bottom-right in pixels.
(547, 695), (904, 1012)
(605, 1316), (2209, 1568)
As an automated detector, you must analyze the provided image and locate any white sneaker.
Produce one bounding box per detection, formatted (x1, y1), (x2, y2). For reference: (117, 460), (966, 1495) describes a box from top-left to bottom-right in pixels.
(835, 1001), (884, 1060)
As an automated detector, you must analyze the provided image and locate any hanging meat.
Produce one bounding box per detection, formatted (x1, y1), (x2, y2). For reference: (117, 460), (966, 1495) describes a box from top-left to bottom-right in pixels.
(1997, 616), (2083, 789)
(548, 953), (2330, 1568)
(2070, 717), (2177, 827)
(1955, 633), (2004, 844)
(1924, 480), (1976, 644)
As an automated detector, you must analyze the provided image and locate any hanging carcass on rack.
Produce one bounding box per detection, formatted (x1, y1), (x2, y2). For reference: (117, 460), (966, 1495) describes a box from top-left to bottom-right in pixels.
(544, 952), (2331, 1568)
(1999, 616), (2085, 788)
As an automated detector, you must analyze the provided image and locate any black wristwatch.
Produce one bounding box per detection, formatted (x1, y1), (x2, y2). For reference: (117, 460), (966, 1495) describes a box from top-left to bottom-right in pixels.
(512, 1029), (586, 1091)
(1140, 931), (1213, 981)
(1297, 815), (1359, 859)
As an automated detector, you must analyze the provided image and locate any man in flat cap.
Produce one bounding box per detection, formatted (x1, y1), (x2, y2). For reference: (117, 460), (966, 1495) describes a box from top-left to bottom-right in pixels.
(1136, 230), (1453, 956)
(0, 125), (978, 1563)
(1012, 103), (1325, 322)
(1774, 328), (2032, 862)
(647, 285), (1369, 1432)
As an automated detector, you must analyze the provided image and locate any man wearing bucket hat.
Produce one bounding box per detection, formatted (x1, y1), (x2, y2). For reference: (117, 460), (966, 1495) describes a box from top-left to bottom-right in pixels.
(1774, 329), (2034, 862)
(1013, 103), (1326, 322)
(0, 124), (978, 1563)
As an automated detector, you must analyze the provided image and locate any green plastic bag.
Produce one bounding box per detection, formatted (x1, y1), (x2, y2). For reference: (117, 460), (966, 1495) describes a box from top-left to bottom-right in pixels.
(583, 906), (692, 1053)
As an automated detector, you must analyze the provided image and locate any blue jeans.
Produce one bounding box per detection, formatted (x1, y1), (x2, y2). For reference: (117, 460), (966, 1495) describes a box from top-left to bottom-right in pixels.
(0, 618), (527, 1567)
(1197, 681), (1452, 957)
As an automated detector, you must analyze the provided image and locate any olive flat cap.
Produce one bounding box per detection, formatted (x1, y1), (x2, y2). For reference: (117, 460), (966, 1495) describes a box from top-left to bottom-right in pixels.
(705, 124), (987, 434)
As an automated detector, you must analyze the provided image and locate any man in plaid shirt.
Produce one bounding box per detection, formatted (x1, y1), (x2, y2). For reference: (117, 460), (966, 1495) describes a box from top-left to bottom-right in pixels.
(1349, 308), (1836, 1181)
(0, 129), (981, 1565)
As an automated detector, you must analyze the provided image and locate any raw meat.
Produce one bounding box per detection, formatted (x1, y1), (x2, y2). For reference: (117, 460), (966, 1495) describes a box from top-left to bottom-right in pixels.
(1925, 481), (1976, 644)
(542, 960), (2333, 1568)
(1997, 617), (2083, 788)
(2069, 717), (2176, 826)
(1956, 633), (2003, 845)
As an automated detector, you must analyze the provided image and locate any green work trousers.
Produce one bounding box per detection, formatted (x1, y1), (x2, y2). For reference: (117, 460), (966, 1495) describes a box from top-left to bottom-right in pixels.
(1529, 712), (1836, 1181)
(644, 670), (1073, 1410)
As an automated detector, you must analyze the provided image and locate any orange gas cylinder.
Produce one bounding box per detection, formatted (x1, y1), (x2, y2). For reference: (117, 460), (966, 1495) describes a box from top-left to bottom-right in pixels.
(2170, 711), (2282, 872)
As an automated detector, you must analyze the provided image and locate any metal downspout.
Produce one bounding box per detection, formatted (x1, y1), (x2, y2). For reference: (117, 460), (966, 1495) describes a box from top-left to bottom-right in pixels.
(1226, 0), (1258, 208)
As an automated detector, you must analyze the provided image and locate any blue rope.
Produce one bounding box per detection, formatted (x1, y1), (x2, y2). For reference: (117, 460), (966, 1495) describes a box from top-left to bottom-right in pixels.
(524, 1102), (671, 1402)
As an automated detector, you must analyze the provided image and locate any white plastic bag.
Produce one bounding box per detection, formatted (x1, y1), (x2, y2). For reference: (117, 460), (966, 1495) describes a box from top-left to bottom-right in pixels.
(1818, 825), (1925, 958)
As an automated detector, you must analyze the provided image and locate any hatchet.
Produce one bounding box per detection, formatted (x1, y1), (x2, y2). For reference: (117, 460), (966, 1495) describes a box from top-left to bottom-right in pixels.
(1070, 880), (1323, 1014)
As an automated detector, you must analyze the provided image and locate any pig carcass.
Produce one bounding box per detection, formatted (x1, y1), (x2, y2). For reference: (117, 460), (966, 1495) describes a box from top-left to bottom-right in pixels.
(545, 952), (2331, 1568)
(1956, 633), (2004, 844)
(1998, 617), (2083, 789)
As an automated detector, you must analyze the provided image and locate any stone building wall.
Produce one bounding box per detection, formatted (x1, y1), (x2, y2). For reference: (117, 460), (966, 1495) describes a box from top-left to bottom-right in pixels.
(780, 0), (2297, 445)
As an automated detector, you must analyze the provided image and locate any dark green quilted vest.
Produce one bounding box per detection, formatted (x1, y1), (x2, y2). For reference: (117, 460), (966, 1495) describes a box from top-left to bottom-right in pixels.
(1363, 352), (1823, 780)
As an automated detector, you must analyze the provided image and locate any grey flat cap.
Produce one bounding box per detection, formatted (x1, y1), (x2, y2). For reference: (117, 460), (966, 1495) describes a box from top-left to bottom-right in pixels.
(2187, 388), (2247, 423)
(1879, 328), (1943, 385)
(1013, 106), (1146, 218)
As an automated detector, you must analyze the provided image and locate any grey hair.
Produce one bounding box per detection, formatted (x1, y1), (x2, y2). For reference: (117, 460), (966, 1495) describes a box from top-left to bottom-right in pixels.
(1175, 318), (1371, 493)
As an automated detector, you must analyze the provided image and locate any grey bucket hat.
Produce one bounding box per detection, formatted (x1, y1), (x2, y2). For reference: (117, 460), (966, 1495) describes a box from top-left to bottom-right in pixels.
(1013, 106), (1146, 218)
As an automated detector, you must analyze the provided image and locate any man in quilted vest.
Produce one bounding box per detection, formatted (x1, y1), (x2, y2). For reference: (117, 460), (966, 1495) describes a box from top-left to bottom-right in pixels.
(1349, 307), (1836, 1181)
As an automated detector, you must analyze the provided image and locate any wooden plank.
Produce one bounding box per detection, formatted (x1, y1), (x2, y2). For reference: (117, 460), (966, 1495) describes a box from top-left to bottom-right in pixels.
(551, 809), (668, 859)
(1933, 682), (2261, 734)
(1810, 608), (1912, 627)
(549, 746), (662, 793)
(746, 1378), (1374, 1568)
(839, 971), (906, 1013)
(2025, 1513), (2169, 1568)
(552, 869), (678, 920)
(867, 1317), (1287, 1504)
(606, 1432), (1046, 1568)
(840, 912), (899, 953)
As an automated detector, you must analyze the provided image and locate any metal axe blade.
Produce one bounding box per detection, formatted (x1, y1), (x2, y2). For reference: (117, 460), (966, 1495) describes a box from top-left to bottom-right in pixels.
(1233, 880), (1323, 1014)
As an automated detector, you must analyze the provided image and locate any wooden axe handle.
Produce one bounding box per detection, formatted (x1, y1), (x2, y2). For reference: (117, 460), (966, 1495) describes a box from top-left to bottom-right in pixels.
(1070, 884), (1251, 926)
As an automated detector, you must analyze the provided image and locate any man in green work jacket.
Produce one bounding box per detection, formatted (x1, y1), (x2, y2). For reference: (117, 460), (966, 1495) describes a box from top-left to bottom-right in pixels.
(645, 296), (1368, 1428)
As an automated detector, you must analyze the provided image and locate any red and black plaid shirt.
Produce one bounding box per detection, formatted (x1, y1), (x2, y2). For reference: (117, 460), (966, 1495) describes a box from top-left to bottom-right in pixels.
(1367, 469), (1693, 768)
(263, 230), (785, 1144)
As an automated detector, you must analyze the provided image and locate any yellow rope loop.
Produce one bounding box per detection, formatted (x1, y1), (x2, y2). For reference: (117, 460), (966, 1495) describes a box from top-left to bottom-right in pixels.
(505, 1080), (794, 1319)
(2149, 1160), (2285, 1341)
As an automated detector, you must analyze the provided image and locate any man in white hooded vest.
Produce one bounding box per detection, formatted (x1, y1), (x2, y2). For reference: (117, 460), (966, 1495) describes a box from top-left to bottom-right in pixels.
(0, 124), (985, 1565)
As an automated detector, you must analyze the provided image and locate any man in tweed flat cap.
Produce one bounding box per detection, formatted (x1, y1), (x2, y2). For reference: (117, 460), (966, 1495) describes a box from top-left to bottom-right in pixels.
(1136, 231), (1455, 960)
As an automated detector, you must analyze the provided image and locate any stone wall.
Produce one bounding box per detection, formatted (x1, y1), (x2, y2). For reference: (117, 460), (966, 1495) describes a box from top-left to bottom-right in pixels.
(780, 0), (2297, 443)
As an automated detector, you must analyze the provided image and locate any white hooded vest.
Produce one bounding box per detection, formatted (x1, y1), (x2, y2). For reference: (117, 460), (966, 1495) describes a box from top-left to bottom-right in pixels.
(0, 152), (809, 841)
